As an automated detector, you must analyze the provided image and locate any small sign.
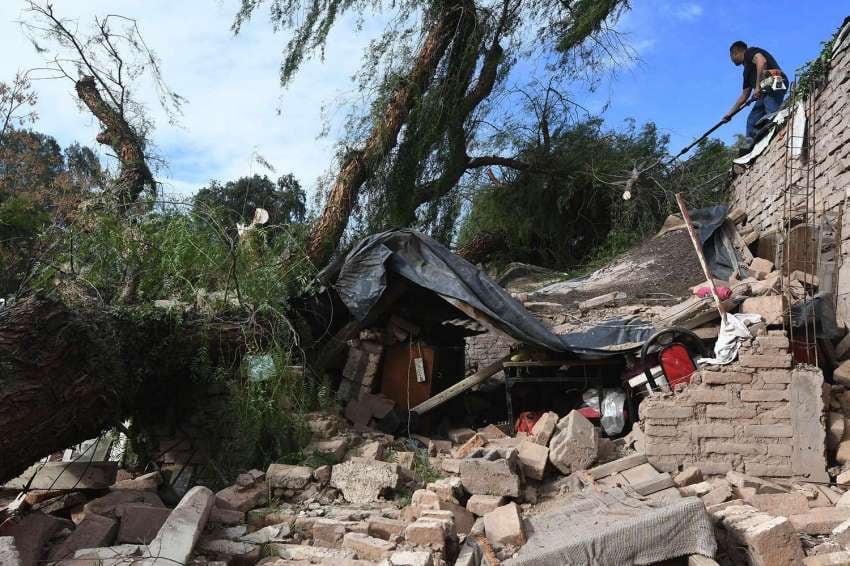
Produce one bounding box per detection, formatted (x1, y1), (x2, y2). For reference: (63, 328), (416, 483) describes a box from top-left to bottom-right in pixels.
(414, 357), (426, 383)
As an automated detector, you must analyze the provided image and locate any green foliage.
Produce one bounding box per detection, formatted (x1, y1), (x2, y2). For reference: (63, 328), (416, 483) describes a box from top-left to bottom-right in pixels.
(458, 117), (737, 271)
(555, 0), (628, 52)
(194, 174), (307, 235)
(794, 31), (838, 104)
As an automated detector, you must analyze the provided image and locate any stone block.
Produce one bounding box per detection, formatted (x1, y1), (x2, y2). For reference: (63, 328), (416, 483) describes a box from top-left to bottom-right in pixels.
(116, 504), (171, 544)
(466, 494), (507, 516)
(459, 447), (521, 498)
(673, 466), (703, 487)
(404, 518), (451, 547)
(530, 411), (559, 446)
(48, 514), (117, 562)
(483, 502), (525, 547)
(267, 463), (313, 490)
(790, 508), (850, 535)
(517, 440), (548, 480)
(215, 480), (267, 512)
(342, 532), (395, 561)
(745, 493), (810, 517)
(548, 410), (598, 474)
(331, 458), (400, 504)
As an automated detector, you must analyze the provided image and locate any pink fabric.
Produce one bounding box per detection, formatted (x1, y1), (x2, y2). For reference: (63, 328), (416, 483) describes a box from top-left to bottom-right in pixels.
(696, 286), (731, 300)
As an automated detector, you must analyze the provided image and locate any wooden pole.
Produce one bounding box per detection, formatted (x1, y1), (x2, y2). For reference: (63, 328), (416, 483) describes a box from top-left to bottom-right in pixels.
(675, 193), (727, 324)
(411, 355), (509, 415)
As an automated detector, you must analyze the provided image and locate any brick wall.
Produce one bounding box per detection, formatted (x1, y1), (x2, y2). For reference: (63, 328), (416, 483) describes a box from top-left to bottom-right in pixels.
(728, 30), (850, 320)
(640, 330), (828, 481)
(465, 333), (514, 376)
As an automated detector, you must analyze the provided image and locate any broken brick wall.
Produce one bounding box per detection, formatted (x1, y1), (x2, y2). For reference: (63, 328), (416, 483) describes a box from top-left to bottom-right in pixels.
(728, 30), (850, 321)
(640, 330), (829, 481)
(465, 333), (514, 377)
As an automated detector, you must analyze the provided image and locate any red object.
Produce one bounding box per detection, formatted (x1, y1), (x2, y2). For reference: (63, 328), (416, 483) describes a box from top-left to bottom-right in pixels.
(659, 344), (697, 389)
(578, 406), (600, 419)
(515, 411), (543, 434)
(696, 286), (732, 300)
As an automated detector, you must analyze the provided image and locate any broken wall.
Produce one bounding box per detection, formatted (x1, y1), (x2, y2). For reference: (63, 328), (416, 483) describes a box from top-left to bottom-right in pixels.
(728, 28), (850, 320)
(640, 330), (829, 481)
(465, 333), (514, 377)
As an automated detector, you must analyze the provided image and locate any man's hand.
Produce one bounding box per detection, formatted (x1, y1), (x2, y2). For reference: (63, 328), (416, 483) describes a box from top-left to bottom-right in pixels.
(721, 113), (733, 123)
(752, 87), (762, 100)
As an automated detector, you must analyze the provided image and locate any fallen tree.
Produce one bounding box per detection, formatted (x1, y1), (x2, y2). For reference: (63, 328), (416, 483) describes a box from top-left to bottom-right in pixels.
(0, 294), (259, 483)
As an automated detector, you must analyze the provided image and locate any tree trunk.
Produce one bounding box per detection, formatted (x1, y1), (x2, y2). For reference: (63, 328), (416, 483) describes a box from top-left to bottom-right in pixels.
(0, 295), (257, 483)
(306, 3), (467, 266)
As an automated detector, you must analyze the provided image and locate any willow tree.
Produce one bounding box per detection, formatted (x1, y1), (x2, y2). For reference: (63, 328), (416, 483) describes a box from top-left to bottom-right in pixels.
(234, 0), (630, 265)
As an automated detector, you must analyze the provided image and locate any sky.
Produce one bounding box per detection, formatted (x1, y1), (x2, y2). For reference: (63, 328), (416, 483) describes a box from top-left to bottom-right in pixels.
(0, 1), (846, 200)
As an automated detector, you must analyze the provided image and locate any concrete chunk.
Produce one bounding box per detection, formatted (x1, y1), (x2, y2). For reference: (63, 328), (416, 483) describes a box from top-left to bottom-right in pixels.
(517, 440), (548, 480)
(548, 410), (598, 474)
(331, 457), (400, 504)
(148, 485), (214, 565)
(459, 447), (521, 497)
(483, 502), (526, 547)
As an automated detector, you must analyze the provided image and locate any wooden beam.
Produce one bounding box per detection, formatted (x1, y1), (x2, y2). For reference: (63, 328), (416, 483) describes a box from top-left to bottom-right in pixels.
(411, 355), (509, 415)
(4, 462), (117, 491)
(629, 472), (675, 496)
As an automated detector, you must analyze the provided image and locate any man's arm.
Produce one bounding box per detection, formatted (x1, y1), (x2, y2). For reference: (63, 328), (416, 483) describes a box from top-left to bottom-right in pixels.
(723, 88), (752, 121)
(752, 52), (767, 99)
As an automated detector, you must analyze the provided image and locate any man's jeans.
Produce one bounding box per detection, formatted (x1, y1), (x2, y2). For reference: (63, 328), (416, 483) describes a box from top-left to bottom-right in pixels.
(746, 90), (786, 140)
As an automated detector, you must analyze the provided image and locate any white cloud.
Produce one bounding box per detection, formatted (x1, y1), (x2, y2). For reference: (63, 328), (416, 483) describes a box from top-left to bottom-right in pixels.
(0, 0), (375, 199)
(672, 2), (704, 23)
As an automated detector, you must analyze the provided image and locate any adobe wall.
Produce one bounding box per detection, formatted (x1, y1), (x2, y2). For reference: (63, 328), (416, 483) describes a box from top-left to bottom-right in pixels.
(465, 332), (514, 376)
(728, 32), (850, 320)
(640, 329), (828, 481)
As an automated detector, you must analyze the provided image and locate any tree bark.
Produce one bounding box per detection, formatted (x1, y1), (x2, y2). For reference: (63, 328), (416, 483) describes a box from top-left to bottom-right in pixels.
(0, 295), (258, 483)
(306, 3), (467, 266)
(75, 76), (153, 211)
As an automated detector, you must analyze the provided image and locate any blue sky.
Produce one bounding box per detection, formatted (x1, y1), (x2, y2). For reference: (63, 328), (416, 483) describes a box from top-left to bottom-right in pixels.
(591, 1), (848, 152)
(0, 1), (846, 199)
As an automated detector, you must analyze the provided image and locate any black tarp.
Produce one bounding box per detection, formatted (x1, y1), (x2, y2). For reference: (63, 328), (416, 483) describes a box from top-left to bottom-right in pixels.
(322, 228), (569, 352)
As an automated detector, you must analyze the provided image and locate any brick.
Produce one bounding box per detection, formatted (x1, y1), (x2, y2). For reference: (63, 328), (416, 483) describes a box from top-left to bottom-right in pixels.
(447, 428), (476, 445)
(745, 424), (793, 438)
(466, 494), (507, 516)
(745, 462), (793, 477)
(47, 514), (117, 561)
(389, 550), (435, 566)
(517, 441), (548, 480)
(646, 440), (697, 456)
(548, 411), (598, 474)
(688, 390), (733, 403)
(748, 257), (775, 278)
(645, 423), (678, 436)
(483, 502), (526, 547)
(454, 434), (487, 459)
(790, 507), (850, 535)
(756, 336), (790, 350)
(368, 517), (405, 540)
(673, 466), (703, 487)
(706, 406), (756, 419)
(702, 371), (752, 384)
(767, 444), (793, 457)
(741, 389), (790, 402)
(529, 411), (559, 446)
(741, 295), (785, 325)
(459, 447), (522, 497)
(405, 518), (450, 547)
(745, 493), (809, 517)
(342, 532), (395, 561)
(692, 423), (736, 438)
(640, 405), (693, 419)
(116, 504), (171, 544)
(739, 353), (792, 368)
(704, 442), (766, 456)
(267, 464), (313, 490)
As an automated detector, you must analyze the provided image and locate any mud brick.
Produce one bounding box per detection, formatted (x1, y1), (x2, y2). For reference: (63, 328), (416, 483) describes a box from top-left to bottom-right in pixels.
(703, 371), (752, 384)
(745, 462), (793, 477)
(739, 353), (792, 368)
(704, 442), (766, 456)
(688, 390), (734, 403)
(640, 405), (693, 419)
(740, 390), (790, 402)
(690, 424), (735, 438)
(745, 424), (792, 438)
(706, 406), (757, 419)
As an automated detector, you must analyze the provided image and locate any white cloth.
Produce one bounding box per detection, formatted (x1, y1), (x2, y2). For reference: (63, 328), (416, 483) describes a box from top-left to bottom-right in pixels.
(697, 313), (763, 365)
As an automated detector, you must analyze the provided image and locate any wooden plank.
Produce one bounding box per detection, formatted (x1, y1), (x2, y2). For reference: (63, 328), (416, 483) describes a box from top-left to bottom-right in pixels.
(411, 356), (509, 415)
(4, 462), (117, 491)
(629, 472), (675, 496)
(586, 453), (648, 480)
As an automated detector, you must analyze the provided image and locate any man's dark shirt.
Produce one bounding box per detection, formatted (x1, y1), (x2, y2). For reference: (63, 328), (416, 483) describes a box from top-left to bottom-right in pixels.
(742, 47), (784, 89)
